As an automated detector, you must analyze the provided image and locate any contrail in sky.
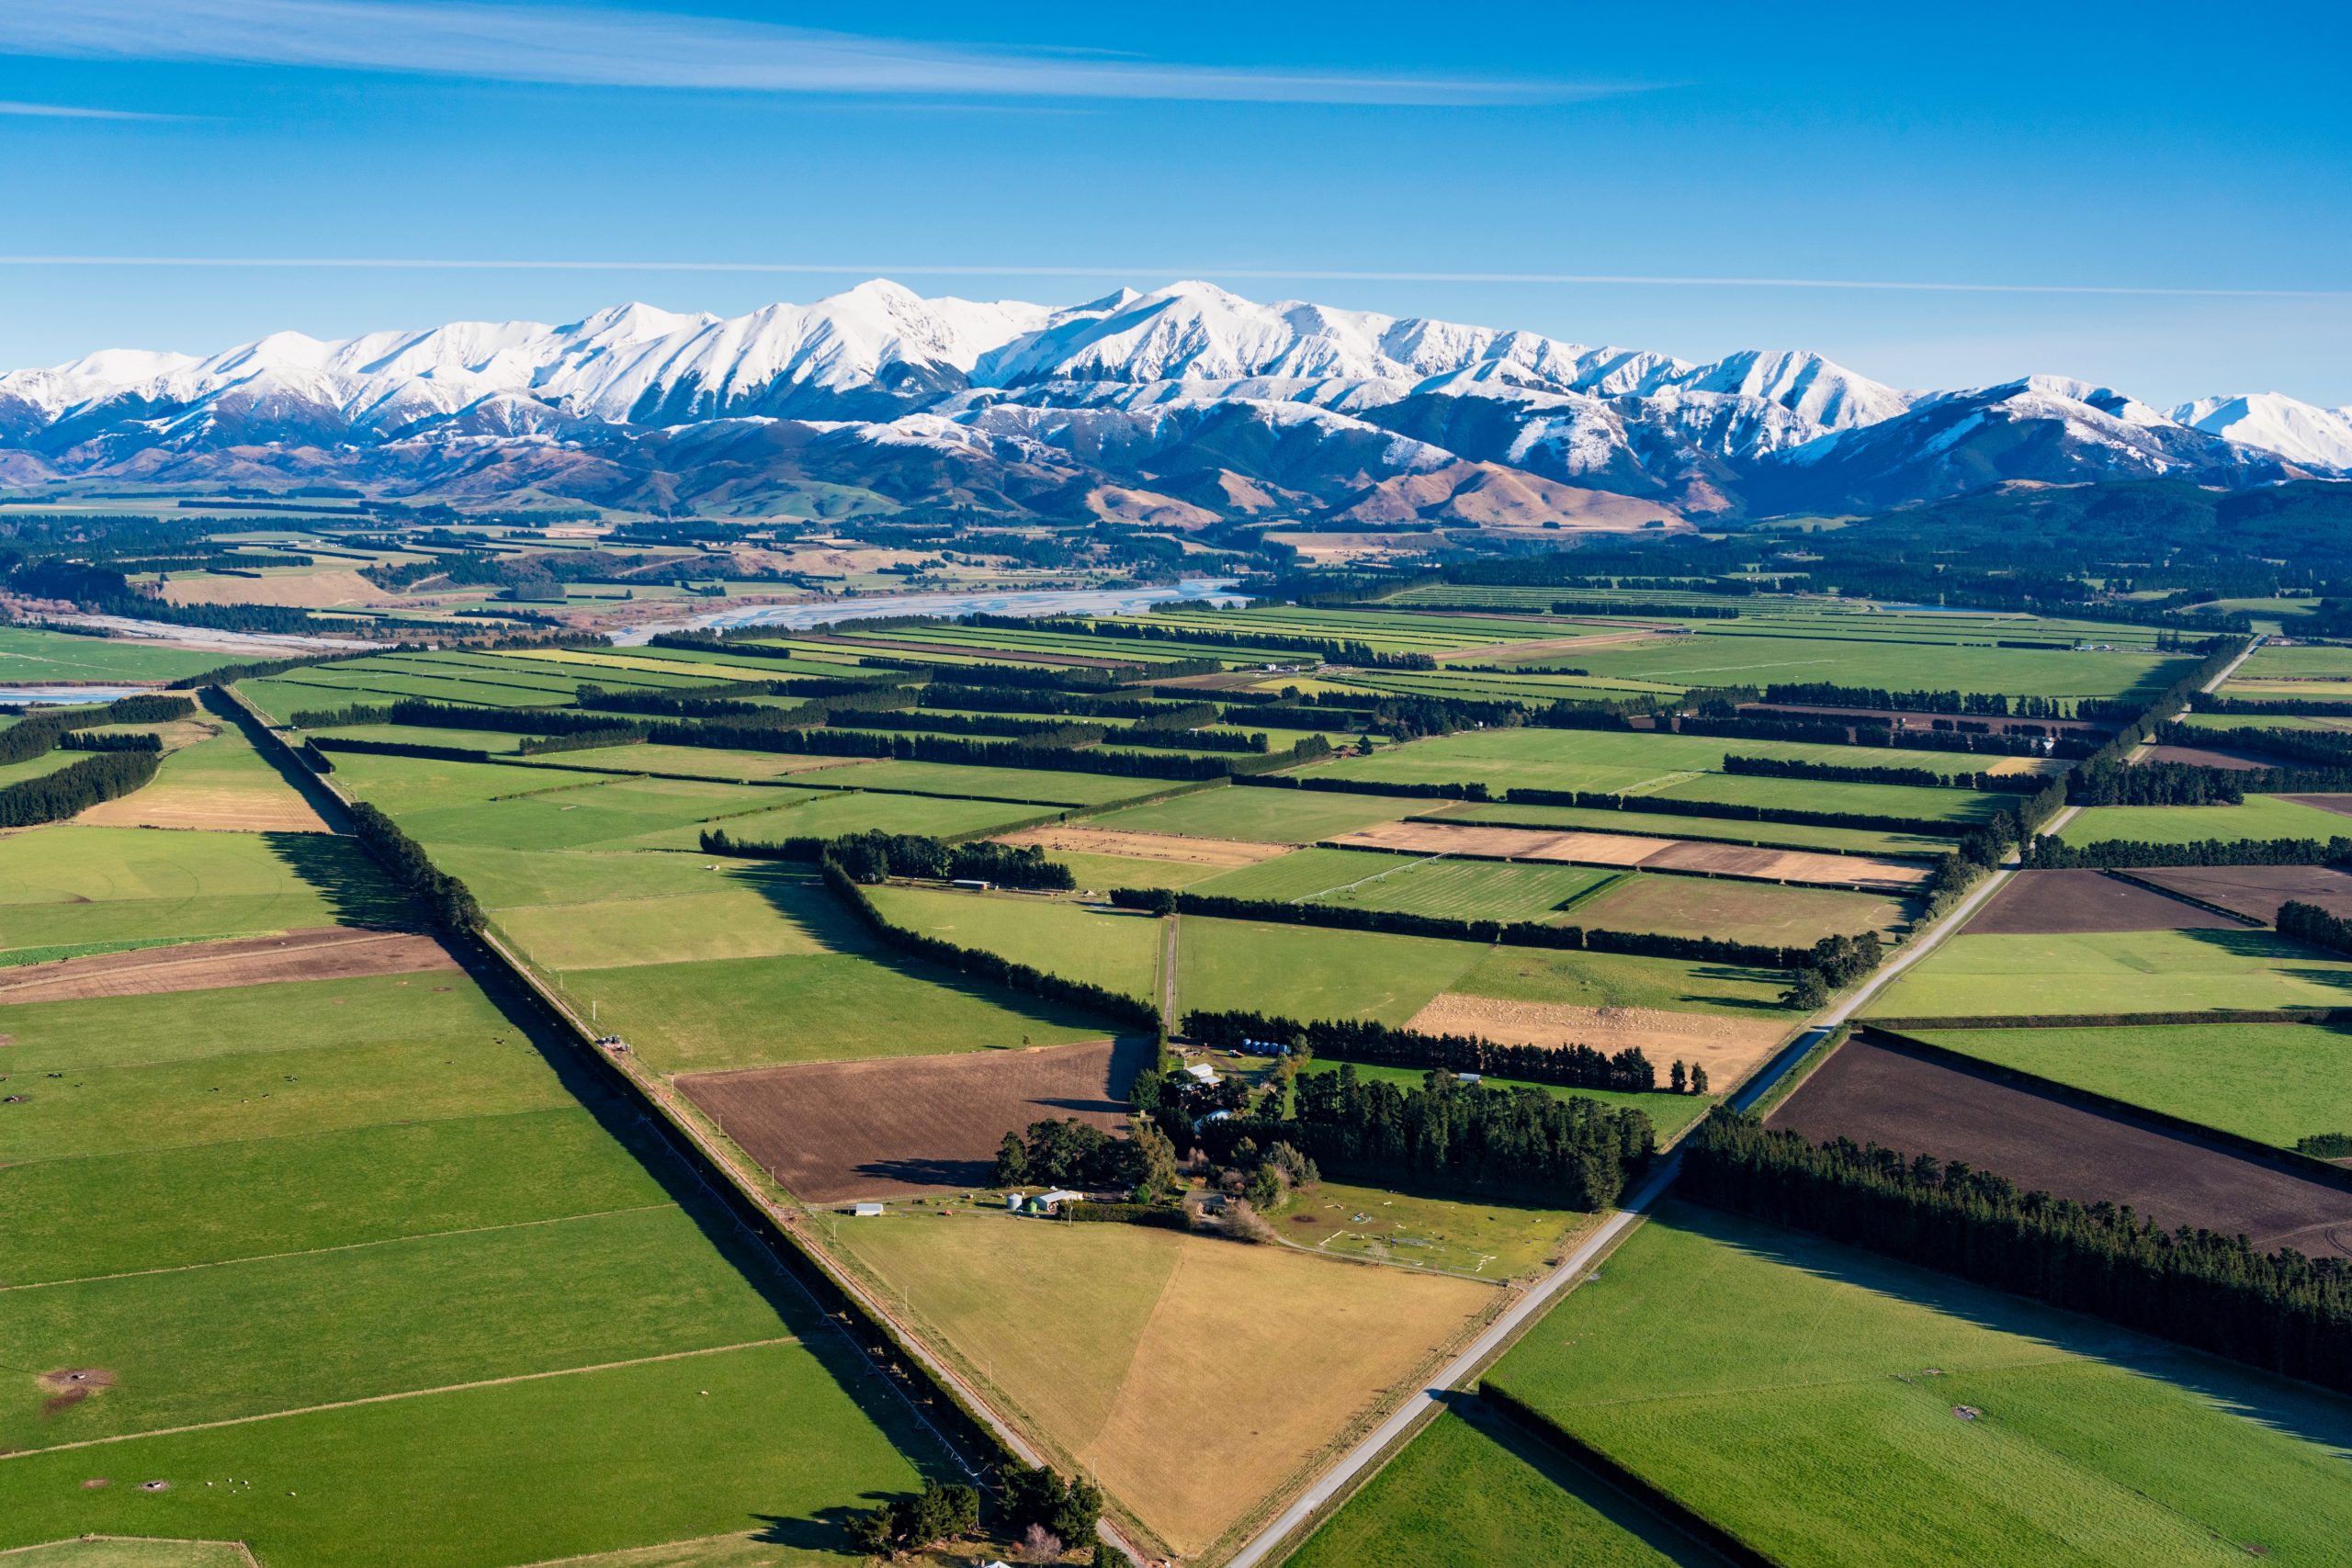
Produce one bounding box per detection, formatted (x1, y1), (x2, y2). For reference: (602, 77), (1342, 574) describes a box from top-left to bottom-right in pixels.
(0, 256), (2341, 299)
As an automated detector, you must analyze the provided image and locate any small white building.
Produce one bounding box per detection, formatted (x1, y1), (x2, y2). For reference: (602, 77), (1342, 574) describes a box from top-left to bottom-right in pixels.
(1455, 1072), (1483, 1085)
(1184, 1061), (1221, 1085)
(1032, 1189), (1085, 1215)
(951, 878), (992, 891)
(850, 1201), (885, 1218)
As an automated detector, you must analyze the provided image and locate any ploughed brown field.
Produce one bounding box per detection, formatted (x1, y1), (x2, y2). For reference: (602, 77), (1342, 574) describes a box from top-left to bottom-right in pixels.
(2140, 743), (2288, 772)
(2132, 864), (2352, 925)
(1326, 819), (1933, 891)
(1769, 1033), (2352, 1258)
(1962, 869), (2244, 935)
(2278, 794), (2352, 820)
(678, 1036), (1153, 1203)
(0, 926), (458, 1004)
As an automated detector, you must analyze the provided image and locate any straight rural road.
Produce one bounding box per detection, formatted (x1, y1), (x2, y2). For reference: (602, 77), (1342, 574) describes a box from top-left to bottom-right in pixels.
(1226, 642), (2270, 1567)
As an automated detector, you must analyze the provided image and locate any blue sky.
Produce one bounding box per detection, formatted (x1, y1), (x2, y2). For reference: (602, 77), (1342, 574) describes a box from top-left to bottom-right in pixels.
(0, 0), (2346, 405)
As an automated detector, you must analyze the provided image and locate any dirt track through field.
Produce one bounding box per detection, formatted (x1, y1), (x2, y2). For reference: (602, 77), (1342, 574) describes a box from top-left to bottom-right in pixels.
(2132, 864), (2352, 925)
(994, 826), (1287, 866)
(0, 927), (458, 1004)
(679, 1037), (1153, 1203)
(1327, 819), (1934, 891)
(1770, 1033), (2352, 1258)
(1405, 993), (1790, 1084)
(1962, 870), (2243, 934)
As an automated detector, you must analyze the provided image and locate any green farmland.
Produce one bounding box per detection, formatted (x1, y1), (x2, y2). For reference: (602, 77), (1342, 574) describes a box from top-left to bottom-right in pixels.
(1867, 928), (2352, 1018)
(1484, 1201), (2352, 1566)
(2058, 794), (2352, 847)
(1904, 1021), (2352, 1151)
(1191, 845), (1620, 921)
(1085, 784), (1414, 843)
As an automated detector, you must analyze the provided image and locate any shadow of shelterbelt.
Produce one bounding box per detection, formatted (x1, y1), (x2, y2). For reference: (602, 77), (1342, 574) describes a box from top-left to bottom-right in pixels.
(2177, 923), (2352, 1000)
(754, 1499), (910, 1553)
(263, 829), (417, 931)
(1434, 1390), (1738, 1568)
(1657, 1197), (2352, 1465)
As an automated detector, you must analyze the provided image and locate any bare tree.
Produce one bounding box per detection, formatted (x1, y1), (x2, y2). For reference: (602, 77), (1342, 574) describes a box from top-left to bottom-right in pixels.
(1020, 1523), (1065, 1563)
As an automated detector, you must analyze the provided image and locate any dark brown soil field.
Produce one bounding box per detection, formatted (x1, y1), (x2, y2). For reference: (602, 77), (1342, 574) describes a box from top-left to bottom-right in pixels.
(2140, 743), (2286, 772)
(2132, 864), (2352, 925)
(1769, 1034), (2352, 1258)
(678, 1036), (1151, 1203)
(1962, 870), (2242, 934)
(2278, 794), (2352, 820)
(0, 927), (458, 1004)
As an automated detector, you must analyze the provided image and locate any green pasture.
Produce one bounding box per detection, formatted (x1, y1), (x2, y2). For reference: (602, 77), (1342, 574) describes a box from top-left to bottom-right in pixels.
(390, 774), (788, 852)
(1905, 1021), (2352, 1151)
(1645, 771), (2018, 823)
(828, 759), (1181, 806)
(1867, 928), (2352, 1018)
(1084, 785), (1412, 843)
(1288, 1408), (1699, 1568)
(1485, 1201), (2352, 1566)
(1454, 944), (1794, 1018)
(425, 845), (727, 908)
(1192, 846), (1618, 923)
(2058, 794), (2352, 847)
(864, 885), (1164, 1001)
(2, 1106), (664, 1284)
(0, 826), (408, 949)
(1575, 875), (1909, 945)
(1, 1029), (573, 1163)
(0, 1340), (929, 1568)
(518, 742), (862, 781)
(1, 1205), (786, 1451)
(299, 748), (572, 811)
(0, 972), (502, 1074)
(636, 787), (1055, 848)
(0, 748), (82, 788)
(1269, 1177), (1589, 1280)
(318, 722), (528, 754)
(493, 872), (868, 971)
(555, 951), (1109, 1074)
(1175, 917), (1485, 1025)
(2179, 712), (2352, 734)
(1554, 633), (2189, 698)
(2239, 644), (2352, 680)
(1314, 726), (2021, 803)
(0, 627), (226, 683)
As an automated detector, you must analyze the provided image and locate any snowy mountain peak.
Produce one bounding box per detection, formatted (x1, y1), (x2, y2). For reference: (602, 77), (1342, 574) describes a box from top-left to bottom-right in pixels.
(2168, 391), (2352, 470)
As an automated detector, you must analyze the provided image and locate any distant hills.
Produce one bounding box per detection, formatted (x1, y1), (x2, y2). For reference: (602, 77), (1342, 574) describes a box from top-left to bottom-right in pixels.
(4, 279), (2346, 522)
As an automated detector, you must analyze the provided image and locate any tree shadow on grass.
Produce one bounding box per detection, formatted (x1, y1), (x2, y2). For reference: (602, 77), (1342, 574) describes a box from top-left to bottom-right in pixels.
(263, 829), (417, 931)
(752, 1498), (904, 1553)
(1657, 1198), (2352, 1462)
(1433, 1392), (1736, 1568)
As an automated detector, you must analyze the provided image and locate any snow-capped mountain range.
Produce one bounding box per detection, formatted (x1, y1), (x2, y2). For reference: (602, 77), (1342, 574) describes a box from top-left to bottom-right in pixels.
(2, 279), (2345, 524)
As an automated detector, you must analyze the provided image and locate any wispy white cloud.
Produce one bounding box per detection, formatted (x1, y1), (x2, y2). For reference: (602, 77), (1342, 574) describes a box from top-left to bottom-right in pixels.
(0, 255), (2341, 299)
(0, 0), (1623, 106)
(0, 98), (177, 119)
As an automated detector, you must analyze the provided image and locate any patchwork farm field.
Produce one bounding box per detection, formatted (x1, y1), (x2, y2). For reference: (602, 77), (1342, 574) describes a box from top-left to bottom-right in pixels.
(1328, 818), (1936, 891)
(824, 1208), (1497, 1560)
(1432, 798), (1960, 859)
(1769, 1034), (2352, 1257)
(1575, 874), (1908, 944)
(1867, 927), (2352, 1016)
(0, 626), (229, 683)
(1484, 1201), (2352, 1567)
(1174, 916), (1488, 1024)
(1904, 1021), (2352, 1153)
(2132, 863), (2352, 924)
(1961, 869), (2241, 934)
